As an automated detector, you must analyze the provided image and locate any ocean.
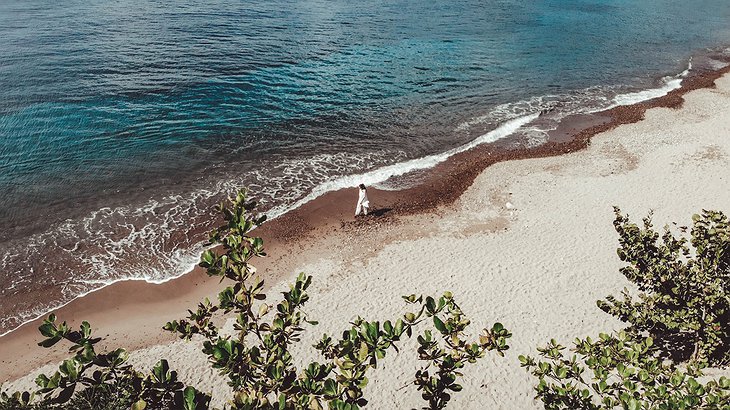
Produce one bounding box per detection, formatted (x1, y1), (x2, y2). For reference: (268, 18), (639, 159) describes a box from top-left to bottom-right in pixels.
(1, 0), (729, 335)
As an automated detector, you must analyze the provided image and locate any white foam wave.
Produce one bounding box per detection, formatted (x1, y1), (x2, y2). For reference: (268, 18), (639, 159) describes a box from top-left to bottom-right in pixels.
(282, 55), (692, 210)
(271, 113), (540, 218)
(458, 59), (693, 144)
(0, 150), (410, 337)
(610, 59), (691, 107)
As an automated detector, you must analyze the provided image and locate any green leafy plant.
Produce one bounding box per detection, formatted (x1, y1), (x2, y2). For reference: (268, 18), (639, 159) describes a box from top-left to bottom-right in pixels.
(0, 390), (38, 410)
(520, 331), (729, 409)
(403, 294), (510, 409)
(521, 209), (730, 409)
(164, 189), (511, 409)
(597, 208), (729, 365)
(0, 315), (209, 410)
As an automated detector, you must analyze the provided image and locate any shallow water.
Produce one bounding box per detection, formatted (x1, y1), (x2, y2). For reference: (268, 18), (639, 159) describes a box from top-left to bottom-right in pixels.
(1, 0), (730, 334)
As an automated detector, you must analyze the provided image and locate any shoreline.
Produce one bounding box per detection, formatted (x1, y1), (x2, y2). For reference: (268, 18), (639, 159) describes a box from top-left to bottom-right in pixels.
(0, 52), (717, 337)
(2, 60), (730, 384)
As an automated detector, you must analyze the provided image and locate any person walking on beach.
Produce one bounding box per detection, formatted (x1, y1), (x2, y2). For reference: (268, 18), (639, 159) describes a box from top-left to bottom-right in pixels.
(355, 184), (370, 216)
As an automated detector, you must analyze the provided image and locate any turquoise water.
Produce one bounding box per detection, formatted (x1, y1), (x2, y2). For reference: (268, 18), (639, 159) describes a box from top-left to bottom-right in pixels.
(1, 0), (729, 333)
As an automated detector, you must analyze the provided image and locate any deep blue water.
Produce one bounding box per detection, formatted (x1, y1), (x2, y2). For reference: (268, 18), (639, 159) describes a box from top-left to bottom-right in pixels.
(1, 0), (729, 334)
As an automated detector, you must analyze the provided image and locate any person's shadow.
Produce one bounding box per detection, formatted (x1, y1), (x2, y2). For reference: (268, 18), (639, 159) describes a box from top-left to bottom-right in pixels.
(369, 207), (392, 217)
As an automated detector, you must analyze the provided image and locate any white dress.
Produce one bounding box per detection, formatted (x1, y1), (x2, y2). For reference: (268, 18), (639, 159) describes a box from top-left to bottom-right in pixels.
(355, 188), (370, 215)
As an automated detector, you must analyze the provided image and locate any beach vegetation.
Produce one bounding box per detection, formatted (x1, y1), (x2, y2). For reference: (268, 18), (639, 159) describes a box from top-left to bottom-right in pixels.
(597, 208), (729, 366)
(0, 315), (210, 410)
(163, 189), (511, 409)
(521, 209), (730, 409)
(519, 331), (729, 409)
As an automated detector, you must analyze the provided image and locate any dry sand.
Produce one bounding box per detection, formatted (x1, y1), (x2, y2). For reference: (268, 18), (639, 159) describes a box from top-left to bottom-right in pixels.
(3, 73), (730, 408)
